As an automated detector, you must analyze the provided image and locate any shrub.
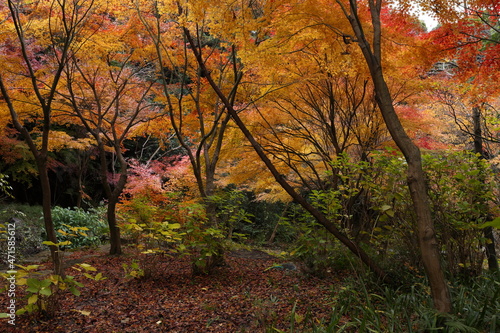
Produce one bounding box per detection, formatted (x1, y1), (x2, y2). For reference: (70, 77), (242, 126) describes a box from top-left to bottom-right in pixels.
(50, 206), (108, 249)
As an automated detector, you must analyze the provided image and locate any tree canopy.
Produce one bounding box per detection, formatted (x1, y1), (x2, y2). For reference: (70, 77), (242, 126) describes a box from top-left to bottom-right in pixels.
(0, 0), (499, 328)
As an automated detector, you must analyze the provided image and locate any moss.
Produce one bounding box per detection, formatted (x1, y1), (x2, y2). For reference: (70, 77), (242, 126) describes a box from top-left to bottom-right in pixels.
(0, 204), (44, 266)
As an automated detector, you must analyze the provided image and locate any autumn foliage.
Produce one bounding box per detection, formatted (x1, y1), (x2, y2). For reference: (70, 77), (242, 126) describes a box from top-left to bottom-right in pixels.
(0, 0), (499, 330)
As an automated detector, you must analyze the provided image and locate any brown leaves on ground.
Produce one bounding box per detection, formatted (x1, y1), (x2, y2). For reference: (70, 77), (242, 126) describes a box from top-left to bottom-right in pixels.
(1, 247), (344, 332)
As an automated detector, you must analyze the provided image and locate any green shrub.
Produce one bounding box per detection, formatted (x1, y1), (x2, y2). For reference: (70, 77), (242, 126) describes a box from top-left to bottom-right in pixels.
(205, 189), (253, 243)
(181, 202), (226, 275)
(0, 259), (105, 319)
(50, 206), (108, 249)
(290, 150), (498, 278)
(288, 204), (358, 277)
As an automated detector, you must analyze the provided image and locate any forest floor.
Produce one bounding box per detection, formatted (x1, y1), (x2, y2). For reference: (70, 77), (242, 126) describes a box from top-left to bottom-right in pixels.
(1, 244), (347, 332)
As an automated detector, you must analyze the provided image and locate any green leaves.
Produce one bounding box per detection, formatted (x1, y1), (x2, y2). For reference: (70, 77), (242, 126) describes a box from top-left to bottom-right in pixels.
(480, 217), (500, 229)
(122, 260), (145, 279)
(50, 206), (108, 249)
(42, 240), (72, 247)
(4, 259), (105, 318)
(26, 278), (52, 296)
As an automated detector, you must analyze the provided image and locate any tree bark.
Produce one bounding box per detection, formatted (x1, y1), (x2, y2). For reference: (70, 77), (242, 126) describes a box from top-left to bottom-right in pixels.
(37, 157), (64, 276)
(472, 106), (498, 271)
(107, 199), (122, 255)
(339, 0), (452, 312)
(97, 144), (124, 255)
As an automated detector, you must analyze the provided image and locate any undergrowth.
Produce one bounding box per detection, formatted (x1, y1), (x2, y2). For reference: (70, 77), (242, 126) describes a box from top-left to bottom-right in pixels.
(277, 270), (500, 332)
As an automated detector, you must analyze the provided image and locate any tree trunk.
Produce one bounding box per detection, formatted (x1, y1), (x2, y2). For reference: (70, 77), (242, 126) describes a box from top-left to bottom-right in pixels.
(107, 199), (122, 255)
(268, 203), (289, 244)
(472, 106), (498, 271)
(37, 156), (64, 276)
(0, 77), (64, 277)
(97, 144), (124, 255)
(341, 0), (452, 313)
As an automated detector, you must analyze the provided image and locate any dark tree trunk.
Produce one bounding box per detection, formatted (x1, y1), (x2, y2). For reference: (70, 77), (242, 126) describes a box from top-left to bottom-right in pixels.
(98, 144), (126, 255)
(107, 199), (122, 255)
(37, 155), (64, 276)
(472, 106), (498, 271)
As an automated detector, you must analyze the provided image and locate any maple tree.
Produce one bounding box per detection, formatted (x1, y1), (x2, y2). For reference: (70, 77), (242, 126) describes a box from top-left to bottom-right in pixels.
(179, 0), (453, 312)
(58, 10), (162, 254)
(0, 0), (98, 275)
(131, 0), (255, 272)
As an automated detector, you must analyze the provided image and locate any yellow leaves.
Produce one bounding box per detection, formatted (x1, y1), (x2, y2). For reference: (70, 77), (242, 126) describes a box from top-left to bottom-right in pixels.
(73, 309), (91, 316)
(34, 131), (95, 152)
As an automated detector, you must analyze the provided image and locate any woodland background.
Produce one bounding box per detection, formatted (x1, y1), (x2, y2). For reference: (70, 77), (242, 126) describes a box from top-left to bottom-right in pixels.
(0, 0), (499, 331)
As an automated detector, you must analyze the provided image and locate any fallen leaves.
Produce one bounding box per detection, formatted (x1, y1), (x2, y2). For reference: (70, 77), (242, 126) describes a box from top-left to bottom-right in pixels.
(1, 247), (344, 332)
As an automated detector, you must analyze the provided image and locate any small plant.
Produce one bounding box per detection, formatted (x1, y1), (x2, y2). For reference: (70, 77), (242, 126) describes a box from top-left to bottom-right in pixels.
(0, 264), (64, 318)
(120, 217), (186, 279)
(122, 260), (145, 279)
(0, 173), (13, 200)
(187, 224), (225, 275)
(252, 295), (280, 331)
(0, 258), (104, 318)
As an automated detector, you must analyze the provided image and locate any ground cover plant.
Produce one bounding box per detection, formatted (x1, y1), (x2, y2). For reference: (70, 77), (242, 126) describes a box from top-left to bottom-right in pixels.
(0, 204), (44, 265)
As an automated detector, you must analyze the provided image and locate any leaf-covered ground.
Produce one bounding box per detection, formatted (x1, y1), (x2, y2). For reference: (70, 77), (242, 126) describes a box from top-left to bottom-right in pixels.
(1, 246), (346, 332)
